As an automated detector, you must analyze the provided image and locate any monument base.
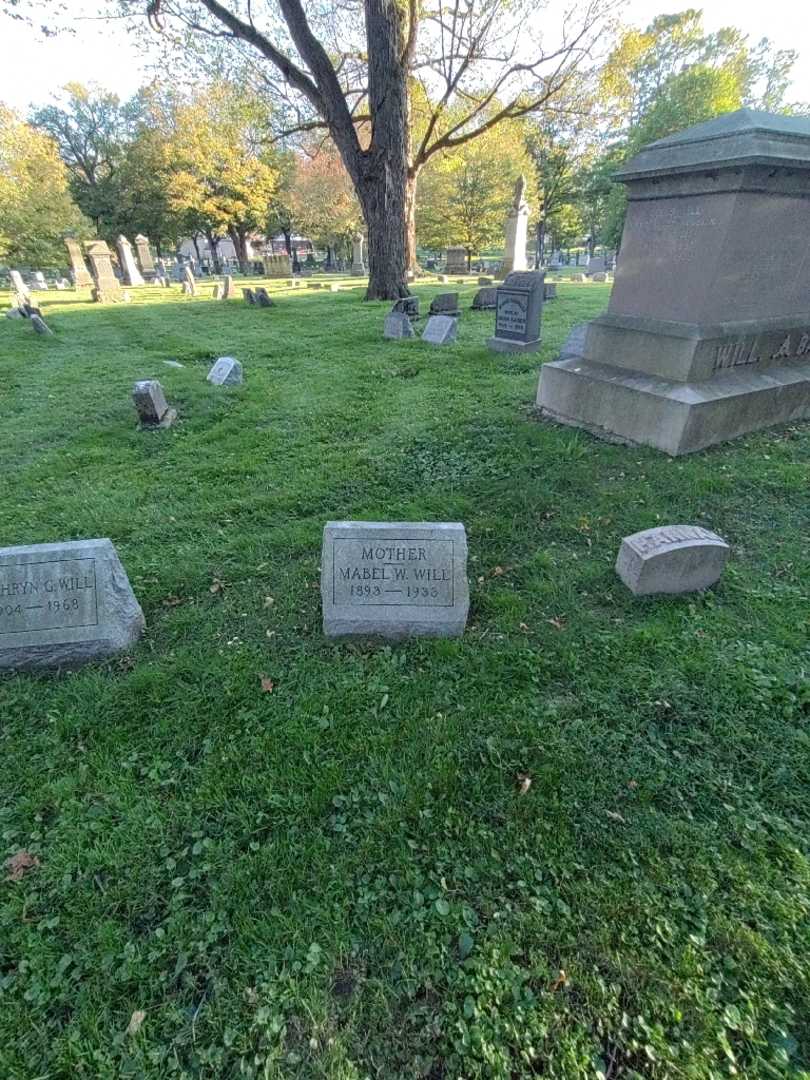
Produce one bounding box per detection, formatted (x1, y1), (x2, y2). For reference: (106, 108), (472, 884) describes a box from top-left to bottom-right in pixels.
(537, 355), (810, 455)
(488, 336), (541, 354)
(140, 408), (177, 431)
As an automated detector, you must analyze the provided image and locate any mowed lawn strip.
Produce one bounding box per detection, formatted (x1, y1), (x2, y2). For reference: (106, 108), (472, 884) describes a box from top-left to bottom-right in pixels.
(1, 280), (809, 1078)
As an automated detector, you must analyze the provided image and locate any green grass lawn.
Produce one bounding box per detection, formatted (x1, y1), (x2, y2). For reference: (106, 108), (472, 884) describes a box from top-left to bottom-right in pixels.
(1, 279), (809, 1079)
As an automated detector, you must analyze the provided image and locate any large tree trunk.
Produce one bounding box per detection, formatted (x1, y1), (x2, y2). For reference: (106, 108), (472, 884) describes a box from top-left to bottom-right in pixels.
(228, 226), (250, 274)
(205, 230), (222, 273)
(405, 168), (420, 277)
(356, 0), (410, 299)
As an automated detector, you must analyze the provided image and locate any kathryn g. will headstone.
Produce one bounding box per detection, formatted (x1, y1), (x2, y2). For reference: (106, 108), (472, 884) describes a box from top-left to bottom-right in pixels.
(321, 521), (469, 639)
(0, 538), (144, 672)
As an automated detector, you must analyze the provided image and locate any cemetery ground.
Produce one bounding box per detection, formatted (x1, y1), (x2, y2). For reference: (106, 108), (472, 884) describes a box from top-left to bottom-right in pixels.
(1, 278), (809, 1079)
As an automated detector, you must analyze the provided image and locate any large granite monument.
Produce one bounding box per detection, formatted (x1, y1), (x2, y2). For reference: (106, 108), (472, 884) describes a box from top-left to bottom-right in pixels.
(502, 175), (529, 274)
(445, 247), (467, 274)
(0, 539), (144, 671)
(321, 522), (469, 639)
(537, 109), (810, 454)
(133, 234), (156, 279)
(64, 238), (93, 287)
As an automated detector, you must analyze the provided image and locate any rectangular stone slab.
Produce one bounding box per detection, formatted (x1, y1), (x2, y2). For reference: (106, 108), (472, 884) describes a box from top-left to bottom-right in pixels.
(0, 538), (145, 671)
(321, 522), (469, 639)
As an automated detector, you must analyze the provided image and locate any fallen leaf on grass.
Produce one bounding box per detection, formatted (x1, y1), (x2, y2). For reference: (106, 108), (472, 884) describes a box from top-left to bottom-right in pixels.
(126, 1010), (146, 1036)
(551, 969), (567, 991)
(209, 578), (224, 594)
(263, 596), (275, 609)
(519, 622), (530, 633)
(5, 850), (40, 882)
(516, 772), (532, 795)
(259, 675), (274, 693)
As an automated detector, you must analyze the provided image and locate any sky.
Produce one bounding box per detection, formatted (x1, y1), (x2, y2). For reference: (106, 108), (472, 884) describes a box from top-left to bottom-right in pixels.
(1, 0), (808, 114)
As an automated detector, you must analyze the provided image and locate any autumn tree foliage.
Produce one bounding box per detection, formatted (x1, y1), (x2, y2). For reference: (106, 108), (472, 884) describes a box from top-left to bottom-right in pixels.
(288, 145), (362, 265)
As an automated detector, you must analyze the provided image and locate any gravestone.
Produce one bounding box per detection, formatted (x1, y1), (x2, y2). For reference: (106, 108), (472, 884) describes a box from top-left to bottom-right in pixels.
(133, 234), (156, 279)
(54, 279), (67, 290)
(9, 271), (30, 304)
(392, 296), (419, 320)
(430, 292), (460, 316)
(384, 312), (416, 339)
(544, 282), (557, 301)
(351, 233), (366, 275)
(5, 308), (23, 319)
(478, 276), (494, 285)
(211, 282), (223, 300)
(615, 525), (730, 595)
(586, 256), (606, 277)
(558, 323), (588, 360)
(570, 273), (585, 282)
(321, 521), (469, 639)
(32, 271), (48, 290)
(207, 356), (243, 385)
(0, 538), (144, 672)
(222, 275), (234, 299)
(116, 235), (145, 287)
(242, 288), (256, 304)
(472, 287), (498, 311)
(182, 265), (197, 296)
(85, 240), (123, 302)
(64, 238), (93, 287)
(538, 109), (810, 454)
(132, 380), (176, 429)
(181, 281), (193, 296)
(437, 274), (449, 283)
(263, 253), (292, 278)
(445, 247), (467, 274)
(31, 315), (53, 335)
(591, 272), (608, 283)
(254, 287), (274, 307)
(503, 175), (529, 274)
(488, 270), (544, 353)
(422, 315), (457, 345)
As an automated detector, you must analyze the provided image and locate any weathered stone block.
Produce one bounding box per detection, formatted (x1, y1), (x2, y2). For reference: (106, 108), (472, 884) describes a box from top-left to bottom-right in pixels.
(321, 521), (469, 639)
(384, 312), (416, 339)
(616, 525), (730, 594)
(0, 538), (144, 671)
(133, 380), (175, 429)
(422, 315), (457, 345)
(207, 357), (243, 385)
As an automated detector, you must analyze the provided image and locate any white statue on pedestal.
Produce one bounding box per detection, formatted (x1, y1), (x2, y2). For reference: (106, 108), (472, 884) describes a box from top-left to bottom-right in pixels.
(503, 175), (529, 274)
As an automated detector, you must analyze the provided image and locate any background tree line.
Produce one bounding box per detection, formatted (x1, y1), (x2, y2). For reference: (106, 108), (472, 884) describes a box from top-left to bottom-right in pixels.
(0, 7), (805, 275)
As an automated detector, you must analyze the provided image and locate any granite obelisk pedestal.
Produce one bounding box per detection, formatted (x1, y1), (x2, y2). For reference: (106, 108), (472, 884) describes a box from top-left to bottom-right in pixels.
(537, 109), (810, 454)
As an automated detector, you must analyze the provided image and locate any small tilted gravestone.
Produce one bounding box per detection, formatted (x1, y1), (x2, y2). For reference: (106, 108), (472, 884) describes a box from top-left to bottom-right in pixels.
(384, 312), (416, 339)
(242, 288), (256, 305)
(544, 282), (557, 301)
(0, 538), (144, 672)
(207, 356), (243, 385)
(422, 315), (457, 345)
(222, 275), (234, 299)
(132, 380), (176, 429)
(430, 292), (460, 316)
(211, 283), (223, 300)
(30, 315), (53, 336)
(182, 266), (197, 296)
(615, 525), (730, 595)
(321, 521), (469, 639)
(181, 281), (193, 296)
(472, 287), (497, 311)
(392, 296), (419, 320)
(254, 287), (273, 307)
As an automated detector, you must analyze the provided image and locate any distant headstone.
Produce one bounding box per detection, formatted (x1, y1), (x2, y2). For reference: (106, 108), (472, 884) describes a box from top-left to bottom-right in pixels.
(86, 240), (123, 303)
(329, 283), (341, 293)
(445, 247), (467, 273)
(478, 276), (494, 285)
(570, 273), (585, 282)
(182, 265), (196, 296)
(591, 272), (607, 283)
(437, 274), (449, 283)
(392, 296), (419, 320)
(321, 521), (469, 639)
(472, 287), (497, 310)
(429, 292), (459, 316)
(351, 233), (366, 275)
(30, 314), (53, 335)
(0, 538), (145, 672)
(64, 238), (93, 287)
(133, 234), (156, 279)
(263, 253), (292, 278)
(222, 275), (234, 299)
(211, 282), (223, 300)
(242, 288), (256, 305)
(616, 525), (730, 595)
(116, 235), (145, 287)
(384, 312), (416, 339)
(586, 256), (606, 276)
(544, 282), (557, 301)
(32, 271), (48, 290)
(54, 279), (67, 290)
(254, 287), (273, 307)
(132, 380), (176, 429)
(488, 270), (544, 353)
(422, 315), (457, 345)
(9, 271), (30, 304)
(207, 356), (243, 385)
(181, 281), (193, 296)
